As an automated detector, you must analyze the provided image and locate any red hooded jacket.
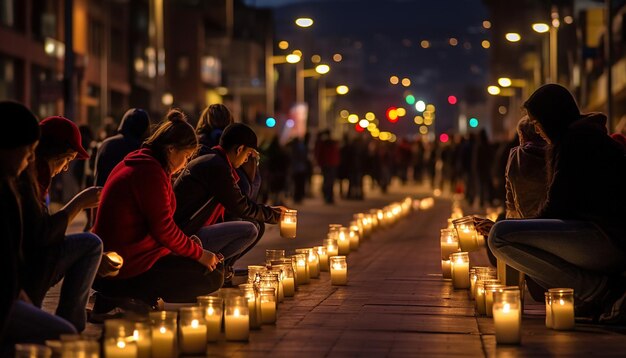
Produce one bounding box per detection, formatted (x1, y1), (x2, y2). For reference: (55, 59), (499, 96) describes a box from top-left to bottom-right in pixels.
(93, 148), (203, 279)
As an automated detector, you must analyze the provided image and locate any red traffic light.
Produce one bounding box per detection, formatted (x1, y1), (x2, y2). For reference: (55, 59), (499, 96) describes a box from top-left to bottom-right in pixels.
(447, 95), (457, 105)
(386, 107), (399, 123)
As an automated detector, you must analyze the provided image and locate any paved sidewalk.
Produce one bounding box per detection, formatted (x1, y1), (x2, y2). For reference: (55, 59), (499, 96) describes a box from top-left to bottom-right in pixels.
(43, 180), (626, 356)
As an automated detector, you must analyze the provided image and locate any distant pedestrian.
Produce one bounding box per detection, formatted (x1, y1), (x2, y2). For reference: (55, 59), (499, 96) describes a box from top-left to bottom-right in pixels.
(314, 130), (340, 204)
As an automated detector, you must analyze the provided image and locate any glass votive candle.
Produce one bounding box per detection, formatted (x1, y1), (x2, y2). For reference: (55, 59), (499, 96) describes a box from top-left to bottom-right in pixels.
(149, 311), (177, 358)
(104, 319), (137, 358)
(484, 283), (505, 317)
(131, 321), (151, 358)
(178, 307), (207, 355)
(440, 229), (460, 260)
(265, 249), (285, 264)
(15, 344), (52, 358)
(225, 296), (250, 341)
(351, 218), (364, 239)
(259, 287), (277, 324)
(280, 209), (297, 238)
(329, 255), (348, 286)
(336, 227), (351, 255)
(493, 290), (522, 345)
(238, 284), (261, 329)
(549, 288), (575, 330)
(260, 272), (282, 303)
(442, 259), (452, 279)
(450, 252), (470, 289)
(545, 292), (553, 329)
(324, 238), (339, 258)
(247, 265), (266, 284)
(274, 264), (295, 297)
(476, 279), (500, 315)
(473, 267), (497, 298)
(315, 245), (329, 272)
(452, 216), (479, 252)
(60, 340), (99, 358)
(297, 248), (320, 279)
(197, 296), (223, 342)
(348, 224), (360, 250)
(291, 253), (309, 285)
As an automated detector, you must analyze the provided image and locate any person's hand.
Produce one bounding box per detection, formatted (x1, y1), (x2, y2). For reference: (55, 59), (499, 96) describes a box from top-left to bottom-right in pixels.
(271, 206), (289, 219)
(190, 235), (203, 248)
(473, 217), (495, 237)
(198, 250), (220, 271)
(75, 186), (103, 209)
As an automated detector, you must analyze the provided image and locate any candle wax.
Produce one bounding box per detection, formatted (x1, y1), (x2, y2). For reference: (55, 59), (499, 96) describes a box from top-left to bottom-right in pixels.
(180, 324), (207, 354)
(493, 304), (521, 345)
(151, 327), (175, 358)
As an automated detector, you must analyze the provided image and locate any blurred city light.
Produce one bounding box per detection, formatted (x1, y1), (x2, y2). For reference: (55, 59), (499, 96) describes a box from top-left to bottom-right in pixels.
(419, 126), (428, 134)
(401, 78), (411, 87)
(365, 112), (375, 121)
(424, 117), (433, 125)
(415, 100), (426, 112)
(448, 95), (457, 105)
(358, 119), (369, 128)
(336, 85), (350, 95)
(386, 107), (398, 122)
(469, 117), (479, 128)
(311, 54), (321, 63)
(426, 104), (435, 112)
(161, 92), (173, 106)
(396, 107), (406, 117)
(505, 33), (521, 42)
(292, 50), (303, 56)
(532, 23), (550, 33)
(340, 110), (349, 118)
(497, 77), (512, 87)
(315, 64), (330, 74)
(420, 40), (430, 49)
(348, 114), (359, 123)
(564, 16), (573, 25)
(295, 18), (314, 28)
(449, 38), (458, 46)
(389, 75), (399, 85)
(286, 119), (295, 128)
(286, 53), (301, 63)
(414, 116), (423, 125)
(483, 20), (492, 29)
(278, 41), (289, 49)
(333, 53), (343, 62)
(405, 94), (416, 105)
(367, 123), (377, 131)
(487, 85), (501, 95)
(265, 117), (276, 127)
(498, 106), (508, 115)
(355, 124), (365, 132)
(481, 40), (490, 49)
(439, 133), (449, 143)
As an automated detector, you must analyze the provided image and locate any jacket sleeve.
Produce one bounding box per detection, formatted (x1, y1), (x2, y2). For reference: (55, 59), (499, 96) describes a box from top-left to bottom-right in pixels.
(133, 164), (203, 260)
(212, 165), (281, 224)
(19, 178), (69, 249)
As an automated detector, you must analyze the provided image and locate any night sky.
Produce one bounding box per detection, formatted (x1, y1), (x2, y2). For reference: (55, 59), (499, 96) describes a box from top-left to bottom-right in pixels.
(248, 0), (490, 135)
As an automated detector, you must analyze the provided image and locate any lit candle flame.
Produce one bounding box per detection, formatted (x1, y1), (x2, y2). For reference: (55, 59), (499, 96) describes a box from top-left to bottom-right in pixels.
(191, 319), (199, 328)
(234, 308), (240, 317)
(503, 303), (511, 313)
(559, 299), (565, 306)
(207, 307), (214, 315)
(117, 340), (126, 349)
(133, 329), (139, 340)
(159, 326), (166, 334)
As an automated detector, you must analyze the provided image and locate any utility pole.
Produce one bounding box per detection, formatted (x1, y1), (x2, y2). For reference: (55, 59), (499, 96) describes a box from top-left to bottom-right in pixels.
(63, 0), (75, 120)
(605, 0), (613, 131)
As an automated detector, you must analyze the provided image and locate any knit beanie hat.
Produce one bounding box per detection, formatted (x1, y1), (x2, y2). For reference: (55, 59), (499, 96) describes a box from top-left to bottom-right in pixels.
(0, 101), (40, 149)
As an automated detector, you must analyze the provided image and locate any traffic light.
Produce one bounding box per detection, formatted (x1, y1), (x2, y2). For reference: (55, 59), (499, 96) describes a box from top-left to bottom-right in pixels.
(265, 117), (276, 128)
(386, 107), (399, 123)
(469, 117), (479, 128)
(447, 95), (457, 105)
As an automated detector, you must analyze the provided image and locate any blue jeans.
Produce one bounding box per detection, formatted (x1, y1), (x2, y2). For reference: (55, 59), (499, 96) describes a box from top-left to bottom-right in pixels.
(3, 300), (76, 349)
(196, 221), (258, 267)
(488, 219), (626, 303)
(45, 233), (102, 331)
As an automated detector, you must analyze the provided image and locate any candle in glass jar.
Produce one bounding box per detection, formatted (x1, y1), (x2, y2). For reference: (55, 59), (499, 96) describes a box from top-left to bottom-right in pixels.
(450, 252), (470, 289)
(105, 339), (137, 358)
(151, 326), (175, 358)
(337, 228), (350, 255)
(280, 209), (297, 238)
(292, 254), (309, 285)
(225, 297), (249, 341)
(545, 292), (553, 329)
(179, 319), (207, 354)
(550, 288), (575, 330)
(440, 229), (459, 260)
(492, 291), (521, 345)
(315, 246), (329, 271)
(282, 277), (295, 296)
(260, 288), (277, 324)
(330, 256), (348, 286)
(475, 283), (487, 315)
(484, 283), (504, 317)
(324, 238), (339, 258)
(205, 306), (222, 341)
(441, 260), (452, 279)
(349, 225), (360, 250)
(132, 324), (151, 358)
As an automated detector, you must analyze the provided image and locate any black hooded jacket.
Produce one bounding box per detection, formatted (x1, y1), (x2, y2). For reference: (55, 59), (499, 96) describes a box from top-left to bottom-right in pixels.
(94, 109), (150, 186)
(538, 113), (626, 251)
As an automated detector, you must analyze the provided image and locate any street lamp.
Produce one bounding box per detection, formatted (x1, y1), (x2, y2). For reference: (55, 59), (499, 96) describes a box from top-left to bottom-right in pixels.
(295, 17), (314, 28)
(318, 84), (348, 131)
(266, 52), (302, 117)
(532, 23), (550, 33)
(296, 62), (331, 103)
(505, 33), (521, 42)
(497, 77), (512, 87)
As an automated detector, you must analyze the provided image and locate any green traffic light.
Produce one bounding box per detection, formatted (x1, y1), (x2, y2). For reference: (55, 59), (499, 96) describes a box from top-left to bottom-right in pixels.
(469, 117), (479, 128)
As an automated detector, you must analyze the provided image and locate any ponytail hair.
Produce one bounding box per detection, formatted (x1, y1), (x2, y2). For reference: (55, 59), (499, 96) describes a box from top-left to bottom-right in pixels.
(143, 109), (198, 173)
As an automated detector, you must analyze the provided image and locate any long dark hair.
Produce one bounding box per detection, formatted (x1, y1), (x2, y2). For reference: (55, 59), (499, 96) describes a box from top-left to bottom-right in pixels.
(195, 104), (234, 136)
(142, 109), (197, 174)
(523, 84), (580, 144)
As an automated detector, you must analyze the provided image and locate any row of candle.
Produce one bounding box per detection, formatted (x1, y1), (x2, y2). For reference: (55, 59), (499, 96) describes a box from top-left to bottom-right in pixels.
(440, 203), (576, 346)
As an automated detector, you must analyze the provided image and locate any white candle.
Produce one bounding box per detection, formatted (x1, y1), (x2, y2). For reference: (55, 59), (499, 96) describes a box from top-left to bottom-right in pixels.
(551, 298), (575, 330)
(151, 327), (175, 358)
(261, 301), (276, 324)
(545, 298), (553, 329)
(204, 308), (222, 342)
(280, 210), (297, 238)
(441, 241), (459, 260)
(337, 230), (350, 255)
(441, 260), (451, 279)
(457, 226), (478, 252)
(179, 320), (207, 354)
(330, 257), (348, 286)
(105, 339), (137, 358)
(450, 254), (470, 289)
(225, 308), (249, 341)
(283, 277), (295, 297)
(318, 250), (329, 271)
(493, 303), (521, 345)
(132, 329), (151, 358)
(349, 227), (359, 250)
(295, 258), (308, 285)
(307, 250), (320, 279)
